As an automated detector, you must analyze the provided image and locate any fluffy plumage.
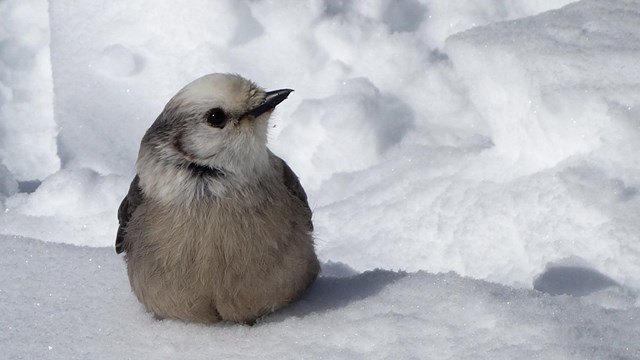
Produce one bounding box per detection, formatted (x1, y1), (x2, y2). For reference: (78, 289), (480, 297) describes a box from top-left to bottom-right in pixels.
(116, 73), (319, 324)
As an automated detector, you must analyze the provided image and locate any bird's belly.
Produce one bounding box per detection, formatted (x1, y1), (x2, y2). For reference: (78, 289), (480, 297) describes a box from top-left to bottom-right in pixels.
(126, 198), (318, 323)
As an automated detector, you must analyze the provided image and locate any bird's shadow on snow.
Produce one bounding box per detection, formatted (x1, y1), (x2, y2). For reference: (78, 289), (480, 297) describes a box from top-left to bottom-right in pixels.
(265, 262), (407, 322)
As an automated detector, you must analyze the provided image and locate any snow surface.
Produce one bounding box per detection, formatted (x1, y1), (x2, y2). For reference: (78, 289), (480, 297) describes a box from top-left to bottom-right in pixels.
(3, 235), (639, 360)
(1, 0), (640, 358)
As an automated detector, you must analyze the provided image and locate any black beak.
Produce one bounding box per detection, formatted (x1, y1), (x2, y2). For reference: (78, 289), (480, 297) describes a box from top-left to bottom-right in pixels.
(245, 89), (294, 118)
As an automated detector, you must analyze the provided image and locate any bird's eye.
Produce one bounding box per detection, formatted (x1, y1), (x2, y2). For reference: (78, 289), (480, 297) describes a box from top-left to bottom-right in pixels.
(206, 108), (227, 128)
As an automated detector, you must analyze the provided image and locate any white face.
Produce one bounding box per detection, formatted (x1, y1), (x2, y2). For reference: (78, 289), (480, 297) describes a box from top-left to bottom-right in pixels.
(137, 73), (280, 203)
(152, 73), (273, 174)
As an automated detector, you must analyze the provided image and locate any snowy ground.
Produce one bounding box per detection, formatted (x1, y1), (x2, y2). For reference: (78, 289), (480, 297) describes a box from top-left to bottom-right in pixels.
(1, 0), (640, 358)
(3, 235), (639, 360)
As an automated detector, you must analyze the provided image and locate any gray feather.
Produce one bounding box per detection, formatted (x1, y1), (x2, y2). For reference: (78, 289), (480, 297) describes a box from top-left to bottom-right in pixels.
(115, 175), (143, 254)
(277, 156), (313, 231)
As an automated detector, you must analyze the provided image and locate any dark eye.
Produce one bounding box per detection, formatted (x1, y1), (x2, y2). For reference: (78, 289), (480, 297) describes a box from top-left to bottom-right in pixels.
(206, 108), (227, 128)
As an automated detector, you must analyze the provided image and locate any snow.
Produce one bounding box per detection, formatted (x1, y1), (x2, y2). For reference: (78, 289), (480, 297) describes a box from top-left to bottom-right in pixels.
(0, 0), (58, 180)
(3, 235), (639, 360)
(1, 0), (640, 358)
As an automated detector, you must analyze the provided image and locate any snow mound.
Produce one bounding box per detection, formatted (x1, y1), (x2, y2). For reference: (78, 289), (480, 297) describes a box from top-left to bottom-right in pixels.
(2, 235), (638, 359)
(0, 0), (637, 317)
(278, 78), (414, 188)
(2, 0), (640, 357)
(446, 0), (640, 170)
(315, 0), (640, 289)
(1, 169), (127, 246)
(0, 0), (59, 181)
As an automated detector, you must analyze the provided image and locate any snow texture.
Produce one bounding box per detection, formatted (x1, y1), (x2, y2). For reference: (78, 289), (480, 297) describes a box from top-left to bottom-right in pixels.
(1, 0), (640, 358)
(3, 235), (639, 360)
(0, 0), (59, 180)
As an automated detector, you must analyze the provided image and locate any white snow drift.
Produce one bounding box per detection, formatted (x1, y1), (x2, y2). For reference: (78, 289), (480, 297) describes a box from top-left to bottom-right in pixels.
(1, 0), (639, 358)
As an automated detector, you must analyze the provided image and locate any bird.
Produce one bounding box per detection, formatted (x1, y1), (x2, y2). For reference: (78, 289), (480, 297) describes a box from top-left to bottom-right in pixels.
(115, 73), (320, 324)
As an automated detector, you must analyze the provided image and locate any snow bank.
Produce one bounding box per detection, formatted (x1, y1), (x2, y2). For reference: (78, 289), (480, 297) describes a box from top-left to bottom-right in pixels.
(1, 168), (127, 246)
(315, 0), (640, 289)
(42, 0), (577, 179)
(0, 0), (638, 318)
(446, 0), (640, 170)
(2, 235), (638, 360)
(0, 0), (59, 181)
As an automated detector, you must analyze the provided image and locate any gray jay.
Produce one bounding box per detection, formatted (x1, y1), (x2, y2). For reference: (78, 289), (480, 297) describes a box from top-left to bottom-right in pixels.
(116, 73), (319, 324)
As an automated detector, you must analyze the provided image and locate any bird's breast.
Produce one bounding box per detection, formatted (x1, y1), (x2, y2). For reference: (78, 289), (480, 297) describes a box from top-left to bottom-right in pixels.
(131, 185), (302, 283)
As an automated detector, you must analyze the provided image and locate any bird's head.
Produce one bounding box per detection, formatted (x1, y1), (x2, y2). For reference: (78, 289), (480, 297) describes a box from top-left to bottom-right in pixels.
(137, 73), (292, 201)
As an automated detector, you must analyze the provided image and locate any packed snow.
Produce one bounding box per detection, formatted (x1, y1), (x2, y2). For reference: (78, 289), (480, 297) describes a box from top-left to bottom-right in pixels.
(1, 0), (640, 358)
(3, 235), (639, 360)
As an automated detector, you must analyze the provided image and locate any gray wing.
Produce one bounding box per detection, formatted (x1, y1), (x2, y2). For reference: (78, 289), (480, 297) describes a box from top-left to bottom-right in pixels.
(115, 175), (143, 254)
(279, 158), (314, 232)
